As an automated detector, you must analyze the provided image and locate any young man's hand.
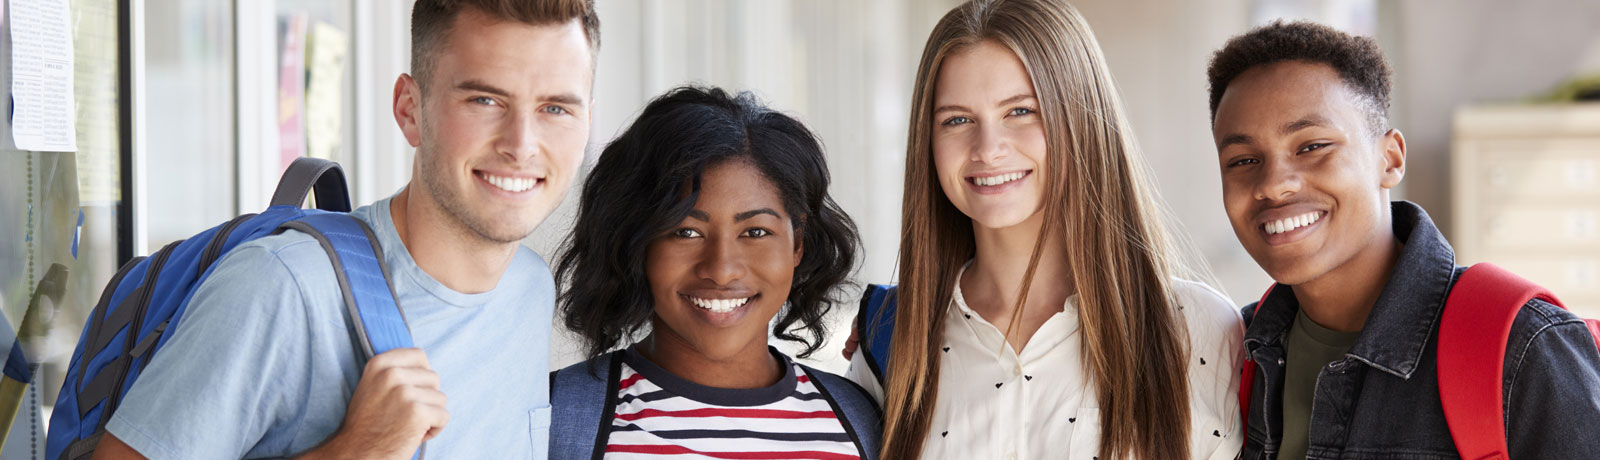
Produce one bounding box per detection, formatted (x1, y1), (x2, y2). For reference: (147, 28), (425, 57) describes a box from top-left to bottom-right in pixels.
(299, 348), (449, 460)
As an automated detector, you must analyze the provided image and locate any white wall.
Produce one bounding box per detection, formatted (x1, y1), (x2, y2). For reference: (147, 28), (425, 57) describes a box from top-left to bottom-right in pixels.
(1388, 0), (1600, 239)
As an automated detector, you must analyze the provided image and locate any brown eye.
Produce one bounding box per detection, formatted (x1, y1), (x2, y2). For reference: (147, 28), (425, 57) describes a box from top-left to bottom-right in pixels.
(744, 228), (772, 238)
(671, 228), (702, 238)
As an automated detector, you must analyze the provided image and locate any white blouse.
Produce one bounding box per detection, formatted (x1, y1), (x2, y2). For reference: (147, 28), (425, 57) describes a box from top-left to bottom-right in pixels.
(847, 268), (1245, 460)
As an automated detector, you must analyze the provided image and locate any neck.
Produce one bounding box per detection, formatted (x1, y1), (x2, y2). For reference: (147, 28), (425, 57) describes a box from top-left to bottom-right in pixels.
(637, 324), (782, 389)
(1292, 222), (1402, 333)
(964, 212), (1073, 320)
(390, 186), (518, 294)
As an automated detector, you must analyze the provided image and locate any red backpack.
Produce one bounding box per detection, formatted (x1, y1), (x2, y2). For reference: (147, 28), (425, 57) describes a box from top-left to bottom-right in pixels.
(1238, 263), (1600, 460)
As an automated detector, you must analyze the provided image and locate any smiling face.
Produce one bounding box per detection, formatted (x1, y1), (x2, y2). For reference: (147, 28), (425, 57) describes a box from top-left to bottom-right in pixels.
(931, 40), (1050, 231)
(645, 159), (802, 362)
(1212, 60), (1405, 286)
(394, 8), (594, 244)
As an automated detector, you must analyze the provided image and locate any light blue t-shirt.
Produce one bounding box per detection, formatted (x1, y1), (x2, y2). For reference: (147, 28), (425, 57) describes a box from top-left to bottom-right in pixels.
(105, 197), (554, 459)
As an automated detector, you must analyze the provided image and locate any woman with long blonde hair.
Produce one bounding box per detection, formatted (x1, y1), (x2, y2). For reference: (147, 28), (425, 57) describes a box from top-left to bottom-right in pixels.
(846, 0), (1243, 458)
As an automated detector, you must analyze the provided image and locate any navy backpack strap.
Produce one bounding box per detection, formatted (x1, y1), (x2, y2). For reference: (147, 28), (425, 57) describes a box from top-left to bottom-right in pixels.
(802, 364), (882, 460)
(551, 353), (623, 460)
(858, 284), (897, 385)
(279, 213), (422, 460)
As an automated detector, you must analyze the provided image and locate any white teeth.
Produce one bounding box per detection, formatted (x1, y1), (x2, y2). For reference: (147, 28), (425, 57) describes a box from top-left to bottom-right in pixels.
(1265, 211), (1323, 235)
(689, 296), (752, 313)
(482, 173), (538, 193)
(974, 172), (1025, 187)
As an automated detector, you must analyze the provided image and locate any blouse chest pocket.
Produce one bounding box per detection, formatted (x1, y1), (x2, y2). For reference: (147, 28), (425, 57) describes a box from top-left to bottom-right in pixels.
(529, 405), (552, 459)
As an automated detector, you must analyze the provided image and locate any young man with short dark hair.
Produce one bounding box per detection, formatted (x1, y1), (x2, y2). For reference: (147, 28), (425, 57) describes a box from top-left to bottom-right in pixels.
(92, 1), (600, 458)
(1209, 21), (1600, 459)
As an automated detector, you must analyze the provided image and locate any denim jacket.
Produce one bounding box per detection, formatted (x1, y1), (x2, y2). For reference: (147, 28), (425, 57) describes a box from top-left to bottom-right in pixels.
(1239, 201), (1600, 459)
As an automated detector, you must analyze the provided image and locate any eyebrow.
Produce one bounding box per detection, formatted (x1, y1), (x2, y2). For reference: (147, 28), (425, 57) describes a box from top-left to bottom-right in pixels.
(455, 79), (586, 107)
(455, 80), (510, 98)
(932, 93), (1036, 114)
(686, 208), (783, 222)
(1281, 115), (1332, 135)
(1216, 115), (1338, 150)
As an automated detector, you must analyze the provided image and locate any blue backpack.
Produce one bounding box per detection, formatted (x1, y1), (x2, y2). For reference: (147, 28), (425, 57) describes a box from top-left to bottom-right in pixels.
(858, 284), (898, 385)
(46, 158), (421, 460)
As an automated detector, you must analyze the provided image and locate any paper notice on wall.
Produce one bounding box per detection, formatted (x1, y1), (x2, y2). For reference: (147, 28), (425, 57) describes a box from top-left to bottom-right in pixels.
(305, 22), (348, 161)
(72, 0), (122, 204)
(9, 0), (78, 152)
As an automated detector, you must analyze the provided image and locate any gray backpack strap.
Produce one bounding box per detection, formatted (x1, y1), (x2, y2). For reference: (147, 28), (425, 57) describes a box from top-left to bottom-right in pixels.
(269, 157), (352, 211)
(801, 364), (883, 460)
(550, 352), (623, 460)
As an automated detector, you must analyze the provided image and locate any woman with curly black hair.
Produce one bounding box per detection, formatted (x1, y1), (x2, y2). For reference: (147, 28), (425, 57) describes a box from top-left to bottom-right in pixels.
(547, 86), (880, 460)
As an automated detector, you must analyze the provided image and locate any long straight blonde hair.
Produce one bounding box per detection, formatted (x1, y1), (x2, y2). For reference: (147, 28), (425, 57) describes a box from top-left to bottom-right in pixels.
(882, 0), (1193, 458)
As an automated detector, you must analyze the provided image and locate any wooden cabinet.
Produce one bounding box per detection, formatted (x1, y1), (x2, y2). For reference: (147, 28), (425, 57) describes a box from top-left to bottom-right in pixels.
(1453, 104), (1600, 317)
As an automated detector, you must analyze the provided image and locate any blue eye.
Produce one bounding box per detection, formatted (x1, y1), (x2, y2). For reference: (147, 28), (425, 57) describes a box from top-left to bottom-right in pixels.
(1009, 107), (1036, 116)
(470, 96), (497, 106)
(941, 116), (972, 126)
(542, 105), (569, 115)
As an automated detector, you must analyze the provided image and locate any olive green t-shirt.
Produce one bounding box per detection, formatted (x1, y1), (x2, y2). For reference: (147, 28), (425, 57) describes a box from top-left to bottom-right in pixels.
(1279, 309), (1361, 459)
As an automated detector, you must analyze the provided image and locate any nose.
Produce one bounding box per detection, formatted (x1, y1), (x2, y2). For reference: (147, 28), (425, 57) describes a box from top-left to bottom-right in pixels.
(970, 122), (1011, 164)
(694, 235), (748, 286)
(495, 108), (541, 162)
(1254, 156), (1303, 202)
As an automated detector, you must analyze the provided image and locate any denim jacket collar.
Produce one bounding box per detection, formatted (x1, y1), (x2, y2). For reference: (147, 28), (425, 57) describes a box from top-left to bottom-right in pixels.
(1243, 200), (1457, 379)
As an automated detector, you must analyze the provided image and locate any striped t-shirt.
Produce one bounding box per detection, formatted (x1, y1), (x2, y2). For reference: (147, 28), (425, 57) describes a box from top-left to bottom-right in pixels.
(604, 348), (863, 459)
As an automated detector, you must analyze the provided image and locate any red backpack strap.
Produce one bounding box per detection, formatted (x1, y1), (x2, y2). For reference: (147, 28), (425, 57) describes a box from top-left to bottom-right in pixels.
(1238, 285), (1273, 446)
(1437, 263), (1564, 460)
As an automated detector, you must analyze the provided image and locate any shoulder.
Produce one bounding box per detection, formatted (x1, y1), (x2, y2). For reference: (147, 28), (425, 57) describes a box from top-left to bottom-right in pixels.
(508, 246), (556, 291)
(199, 232), (336, 307)
(1169, 278), (1246, 343)
(1506, 298), (1597, 365)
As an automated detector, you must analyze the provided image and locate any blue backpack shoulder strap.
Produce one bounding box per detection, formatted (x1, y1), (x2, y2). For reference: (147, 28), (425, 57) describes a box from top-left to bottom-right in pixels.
(550, 352), (623, 460)
(278, 213), (423, 460)
(802, 364), (882, 460)
(858, 284), (897, 385)
(279, 213), (414, 356)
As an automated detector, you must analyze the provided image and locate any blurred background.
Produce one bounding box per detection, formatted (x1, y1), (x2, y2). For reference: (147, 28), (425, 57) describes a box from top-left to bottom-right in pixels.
(2, 0), (1598, 446)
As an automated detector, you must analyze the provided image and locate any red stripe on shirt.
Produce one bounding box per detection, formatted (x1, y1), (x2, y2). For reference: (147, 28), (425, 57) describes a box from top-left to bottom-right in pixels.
(618, 373), (647, 391)
(606, 444), (859, 460)
(613, 408), (839, 422)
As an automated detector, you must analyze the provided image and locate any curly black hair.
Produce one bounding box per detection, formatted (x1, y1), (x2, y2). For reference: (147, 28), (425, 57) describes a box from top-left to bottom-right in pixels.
(556, 86), (861, 361)
(1207, 20), (1393, 134)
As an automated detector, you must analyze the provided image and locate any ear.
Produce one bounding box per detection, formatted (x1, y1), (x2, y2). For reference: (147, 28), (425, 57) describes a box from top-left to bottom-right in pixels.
(393, 74), (424, 148)
(1378, 128), (1406, 189)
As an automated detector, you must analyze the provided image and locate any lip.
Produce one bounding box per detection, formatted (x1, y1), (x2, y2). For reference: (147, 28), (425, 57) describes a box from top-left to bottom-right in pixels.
(965, 169), (1032, 195)
(1255, 207), (1328, 246)
(474, 169), (546, 197)
(678, 292), (759, 327)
